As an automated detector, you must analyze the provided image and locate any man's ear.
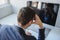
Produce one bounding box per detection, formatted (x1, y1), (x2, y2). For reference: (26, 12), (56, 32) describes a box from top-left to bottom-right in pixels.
(29, 20), (32, 24)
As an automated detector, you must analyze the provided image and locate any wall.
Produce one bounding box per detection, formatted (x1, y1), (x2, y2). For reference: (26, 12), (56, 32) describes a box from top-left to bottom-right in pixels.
(9, 0), (60, 27)
(55, 6), (60, 27)
(9, 0), (28, 14)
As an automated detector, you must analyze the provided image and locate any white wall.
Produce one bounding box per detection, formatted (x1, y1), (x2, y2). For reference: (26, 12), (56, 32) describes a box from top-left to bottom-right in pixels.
(55, 6), (60, 27)
(30, 0), (60, 4)
(9, 0), (28, 14)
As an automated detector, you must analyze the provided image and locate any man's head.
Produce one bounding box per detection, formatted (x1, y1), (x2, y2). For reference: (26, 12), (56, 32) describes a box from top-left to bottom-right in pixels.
(17, 7), (35, 28)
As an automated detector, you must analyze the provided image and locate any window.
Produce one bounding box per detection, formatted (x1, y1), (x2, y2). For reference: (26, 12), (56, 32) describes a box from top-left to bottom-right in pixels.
(0, 0), (7, 5)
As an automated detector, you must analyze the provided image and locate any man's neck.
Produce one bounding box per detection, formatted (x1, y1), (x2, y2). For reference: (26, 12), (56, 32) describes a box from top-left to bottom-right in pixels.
(18, 23), (27, 29)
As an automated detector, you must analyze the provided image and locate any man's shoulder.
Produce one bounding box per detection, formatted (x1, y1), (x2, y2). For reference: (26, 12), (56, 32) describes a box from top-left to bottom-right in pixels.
(0, 24), (18, 33)
(0, 24), (13, 29)
(0, 24), (24, 40)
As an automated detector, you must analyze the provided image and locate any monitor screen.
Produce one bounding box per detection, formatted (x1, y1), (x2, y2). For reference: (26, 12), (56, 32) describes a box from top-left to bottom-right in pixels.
(39, 2), (59, 26)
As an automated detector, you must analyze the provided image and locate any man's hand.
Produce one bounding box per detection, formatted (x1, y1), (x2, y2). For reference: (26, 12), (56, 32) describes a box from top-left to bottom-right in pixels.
(26, 32), (31, 36)
(33, 14), (43, 29)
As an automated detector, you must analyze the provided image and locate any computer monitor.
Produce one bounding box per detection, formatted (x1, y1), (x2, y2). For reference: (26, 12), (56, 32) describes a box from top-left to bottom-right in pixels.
(39, 2), (59, 26)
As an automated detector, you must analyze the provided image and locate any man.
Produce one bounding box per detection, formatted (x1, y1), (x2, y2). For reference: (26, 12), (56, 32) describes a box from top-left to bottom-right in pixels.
(0, 7), (45, 40)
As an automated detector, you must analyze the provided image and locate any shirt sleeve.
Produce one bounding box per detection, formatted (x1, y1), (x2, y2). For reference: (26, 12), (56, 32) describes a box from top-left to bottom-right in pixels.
(38, 28), (45, 40)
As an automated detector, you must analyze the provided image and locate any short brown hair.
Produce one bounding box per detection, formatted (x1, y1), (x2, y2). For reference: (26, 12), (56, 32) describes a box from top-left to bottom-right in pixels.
(17, 7), (35, 26)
